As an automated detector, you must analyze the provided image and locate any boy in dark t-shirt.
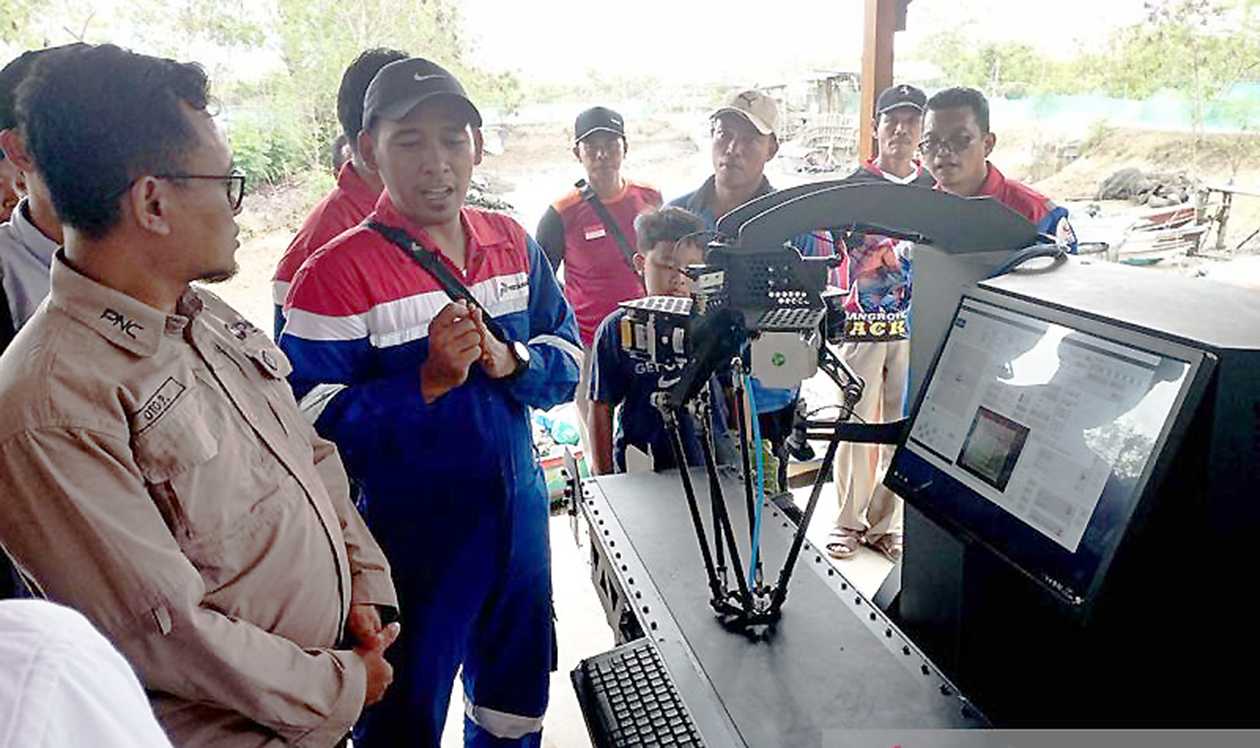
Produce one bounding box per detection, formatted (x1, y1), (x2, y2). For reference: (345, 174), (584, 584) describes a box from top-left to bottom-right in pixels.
(588, 207), (727, 474)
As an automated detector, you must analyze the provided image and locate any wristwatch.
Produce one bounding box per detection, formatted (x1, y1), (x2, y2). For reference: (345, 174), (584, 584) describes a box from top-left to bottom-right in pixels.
(509, 340), (531, 377)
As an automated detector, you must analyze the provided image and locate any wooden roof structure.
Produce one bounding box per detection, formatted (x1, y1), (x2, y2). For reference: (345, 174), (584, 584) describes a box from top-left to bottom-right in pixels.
(859, 0), (913, 162)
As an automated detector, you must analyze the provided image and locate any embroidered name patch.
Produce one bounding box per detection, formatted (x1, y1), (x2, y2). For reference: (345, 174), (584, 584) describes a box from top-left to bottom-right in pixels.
(134, 377), (187, 433)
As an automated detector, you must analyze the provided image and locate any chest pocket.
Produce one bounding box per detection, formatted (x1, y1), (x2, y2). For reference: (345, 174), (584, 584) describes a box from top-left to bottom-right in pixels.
(131, 378), (219, 486)
(131, 372), (285, 590)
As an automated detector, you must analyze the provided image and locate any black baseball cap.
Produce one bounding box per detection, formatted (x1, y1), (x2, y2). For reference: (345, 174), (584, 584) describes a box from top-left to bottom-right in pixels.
(875, 83), (927, 116)
(362, 57), (482, 131)
(574, 106), (624, 144)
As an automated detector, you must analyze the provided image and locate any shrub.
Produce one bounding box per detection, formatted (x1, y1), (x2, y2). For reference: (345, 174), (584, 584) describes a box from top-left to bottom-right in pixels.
(224, 111), (312, 190)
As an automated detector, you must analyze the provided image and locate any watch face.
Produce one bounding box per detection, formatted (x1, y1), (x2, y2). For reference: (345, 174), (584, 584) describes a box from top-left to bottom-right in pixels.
(512, 341), (531, 366)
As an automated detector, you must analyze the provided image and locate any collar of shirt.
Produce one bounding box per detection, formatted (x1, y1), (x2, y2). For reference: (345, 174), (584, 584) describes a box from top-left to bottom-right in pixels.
(862, 158), (926, 186)
(47, 251), (198, 358)
(3, 198), (60, 268)
(600, 179), (632, 204)
(974, 162), (1008, 198)
(931, 161), (1006, 198)
(336, 162), (380, 217)
(371, 191), (513, 276)
(862, 158), (925, 185)
(687, 174), (774, 225)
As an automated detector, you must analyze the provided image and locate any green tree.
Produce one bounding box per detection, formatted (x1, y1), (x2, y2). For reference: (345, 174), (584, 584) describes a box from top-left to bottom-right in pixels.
(912, 32), (1057, 96)
(245, 0), (521, 184)
(1107, 1), (1260, 129)
(273, 0), (519, 124)
(126, 0), (268, 58)
(910, 0), (1260, 136)
(0, 0), (45, 44)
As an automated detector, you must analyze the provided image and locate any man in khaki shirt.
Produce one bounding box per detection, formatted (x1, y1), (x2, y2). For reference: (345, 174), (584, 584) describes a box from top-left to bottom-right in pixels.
(0, 44), (399, 746)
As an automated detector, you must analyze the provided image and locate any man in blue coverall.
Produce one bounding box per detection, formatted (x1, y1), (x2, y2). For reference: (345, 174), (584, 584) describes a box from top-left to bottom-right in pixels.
(279, 57), (581, 747)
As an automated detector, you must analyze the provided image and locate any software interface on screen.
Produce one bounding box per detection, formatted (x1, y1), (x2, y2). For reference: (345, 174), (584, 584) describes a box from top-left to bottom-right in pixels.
(906, 299), (1189, 555)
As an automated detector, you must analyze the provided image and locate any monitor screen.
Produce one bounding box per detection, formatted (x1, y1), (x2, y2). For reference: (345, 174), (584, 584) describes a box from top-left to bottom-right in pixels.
(891, 295), (1202, 606)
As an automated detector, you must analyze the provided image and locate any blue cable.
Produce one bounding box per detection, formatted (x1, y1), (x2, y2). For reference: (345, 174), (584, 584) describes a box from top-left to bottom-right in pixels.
(745, 375), (767, 591)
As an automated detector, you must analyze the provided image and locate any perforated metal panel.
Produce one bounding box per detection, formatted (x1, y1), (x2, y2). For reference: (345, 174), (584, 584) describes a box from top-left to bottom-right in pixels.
(757, 307), (826, 331)
(623, 295), (694, 315)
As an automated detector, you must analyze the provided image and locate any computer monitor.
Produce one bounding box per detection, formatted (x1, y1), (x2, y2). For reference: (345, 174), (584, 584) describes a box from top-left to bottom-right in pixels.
(887, 289), (1213, 612)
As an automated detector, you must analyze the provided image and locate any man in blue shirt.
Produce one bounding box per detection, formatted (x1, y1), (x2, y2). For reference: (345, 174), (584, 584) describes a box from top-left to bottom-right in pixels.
(669, 90), (825, 487)
(589, 207), (728, 474)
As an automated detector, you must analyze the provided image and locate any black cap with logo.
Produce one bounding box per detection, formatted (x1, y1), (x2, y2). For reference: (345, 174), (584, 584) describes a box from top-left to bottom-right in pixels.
(875, 83), (927, 116)
(574, 106), (625, 144)
(362, 57), (482, 131)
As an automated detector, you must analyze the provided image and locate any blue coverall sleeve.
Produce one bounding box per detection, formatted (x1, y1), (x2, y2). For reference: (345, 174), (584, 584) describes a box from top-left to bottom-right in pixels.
(1038, 206), (1079, 253)
(502, 235), (581, 411)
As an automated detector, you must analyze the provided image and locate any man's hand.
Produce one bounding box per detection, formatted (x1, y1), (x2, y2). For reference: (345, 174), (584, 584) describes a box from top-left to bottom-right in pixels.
(347, 604), (385, 650)
(357, 622), (400, 708)
(472, 307), (518, 379)
(420, 301), (482, 403)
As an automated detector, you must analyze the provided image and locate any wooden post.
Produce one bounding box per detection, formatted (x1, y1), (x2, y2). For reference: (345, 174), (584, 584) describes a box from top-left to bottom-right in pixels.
(859, 0), (900, 163)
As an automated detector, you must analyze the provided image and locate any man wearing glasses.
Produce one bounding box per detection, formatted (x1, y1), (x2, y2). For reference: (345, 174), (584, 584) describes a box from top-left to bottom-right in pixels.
(0, 44), (399, 745)
(536, 106), (661, 450)
(923, 86), (1077, 249)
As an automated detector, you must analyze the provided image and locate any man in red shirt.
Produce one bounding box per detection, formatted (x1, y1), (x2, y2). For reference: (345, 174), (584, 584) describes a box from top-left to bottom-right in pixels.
(270, 48), (407, 338)
(536, 106), (661, 447)
(923, 86), (1077, 249)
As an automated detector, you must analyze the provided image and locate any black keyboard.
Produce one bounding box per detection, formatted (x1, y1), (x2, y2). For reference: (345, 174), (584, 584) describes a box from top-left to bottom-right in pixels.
(572, 638), (706, 747)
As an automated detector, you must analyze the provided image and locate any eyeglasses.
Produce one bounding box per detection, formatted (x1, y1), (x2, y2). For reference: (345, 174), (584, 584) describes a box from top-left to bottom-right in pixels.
(157, 169), (247, 210)
(917, 133), (975, 157)
(109, 168), (247, 211)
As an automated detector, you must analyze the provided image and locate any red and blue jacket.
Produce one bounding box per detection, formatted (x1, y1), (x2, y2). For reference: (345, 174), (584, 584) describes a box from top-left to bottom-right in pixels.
(271, 163), (381, 339)
(971, 163), (1078, 251)
(278, 193), (581, 511)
